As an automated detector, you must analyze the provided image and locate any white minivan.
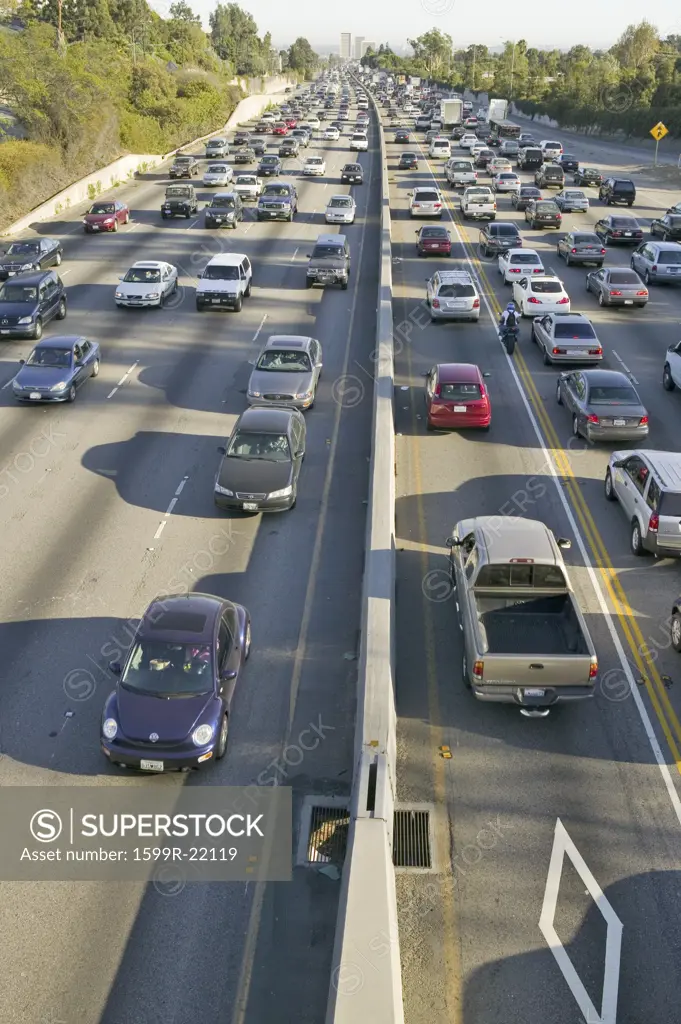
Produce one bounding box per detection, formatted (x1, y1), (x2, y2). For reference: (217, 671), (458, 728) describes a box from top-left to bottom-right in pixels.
(429, 137), (451, 159)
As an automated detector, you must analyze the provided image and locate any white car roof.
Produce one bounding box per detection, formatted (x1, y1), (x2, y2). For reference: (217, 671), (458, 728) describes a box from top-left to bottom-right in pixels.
(205, 253), (248, 267)
(131, 261), (168, 270)
(264, 334), (315, 348)
(505, 248), (540, 258)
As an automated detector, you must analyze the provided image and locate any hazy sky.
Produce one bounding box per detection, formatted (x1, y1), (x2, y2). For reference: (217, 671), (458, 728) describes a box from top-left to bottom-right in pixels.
(184, 0), (681, 49)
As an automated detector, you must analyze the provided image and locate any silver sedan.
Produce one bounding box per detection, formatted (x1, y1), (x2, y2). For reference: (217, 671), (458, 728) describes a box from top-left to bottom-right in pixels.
(556, 368), (649, 442)
(585, 267), (649, 307)
(247, 335), (323, 411)
(554, 189), (589, 212)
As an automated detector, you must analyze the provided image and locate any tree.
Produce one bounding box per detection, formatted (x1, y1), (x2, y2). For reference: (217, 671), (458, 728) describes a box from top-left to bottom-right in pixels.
(287, 36), (318, 77)
(407, 29), (452, 78)
(611, 20), (660, 71)
(279, 48), (289, 70)
(168, 0), (199, 22)
(209, 2), (264, 74)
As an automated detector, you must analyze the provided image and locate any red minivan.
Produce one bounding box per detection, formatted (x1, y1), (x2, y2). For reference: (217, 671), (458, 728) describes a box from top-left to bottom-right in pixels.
(425, 363), (491, 431)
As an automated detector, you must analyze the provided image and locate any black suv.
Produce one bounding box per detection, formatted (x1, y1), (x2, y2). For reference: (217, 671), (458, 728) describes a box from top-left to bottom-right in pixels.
(204, 192), (244, 229)
(341, 163), (363, 184)
(599, 177), (636, 207)
(0, 238), (63, 280)
(556, 154), (579, 173)
(534, 163), (565, 188)
(0, 269), (67, 340)
(479, 222), (522, 257)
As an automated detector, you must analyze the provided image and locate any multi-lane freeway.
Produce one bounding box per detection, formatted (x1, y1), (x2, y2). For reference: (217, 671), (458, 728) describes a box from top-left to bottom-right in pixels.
(387, 116), (681, 1021)
(0, 99), (379, 1024)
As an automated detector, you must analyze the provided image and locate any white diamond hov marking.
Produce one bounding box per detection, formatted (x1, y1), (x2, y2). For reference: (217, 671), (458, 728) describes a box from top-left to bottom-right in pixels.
(539, 819), (622, 1024)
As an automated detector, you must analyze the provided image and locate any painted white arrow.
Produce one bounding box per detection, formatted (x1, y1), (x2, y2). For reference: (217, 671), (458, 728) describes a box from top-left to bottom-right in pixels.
(539, 818), (623, 1024)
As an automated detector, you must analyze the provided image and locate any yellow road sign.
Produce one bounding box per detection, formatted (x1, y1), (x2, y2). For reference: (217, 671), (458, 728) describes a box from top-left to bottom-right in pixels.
(650, 122), (668, 141)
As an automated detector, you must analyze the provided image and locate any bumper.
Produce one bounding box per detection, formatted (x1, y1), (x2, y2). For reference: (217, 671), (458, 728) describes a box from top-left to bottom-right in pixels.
(644, 534), (681, 556)
(570, 255), (604, 265)
(419, 247), (451, 256)
(341, 176), (363, 183)
(463, 208), (495, 218)
(648, 271), (681, 282)
(214, 492), (294, 512)
(429, 412), (490, 428)
(0, 323), (37, 338)
(101, 740), (217, 771)
(586, 424), (649, 442)
(196, 294), (240, 308)
(247, 396), (312, 411)
(547, 353), (603, 364)
(205, 219), (236, 228)
(257, 210), (292, 220)
(430, 307), (480, 321)
(14, 390), (70, 402)
(471, 684), (594, 706)
(163, 208), (191, 216)
(307, 273), (348, 287)
(532, 220), (561, 228)
(115, 298), (162, 307)
(84, 224), (115, 232)
(326, 215), (354, 224)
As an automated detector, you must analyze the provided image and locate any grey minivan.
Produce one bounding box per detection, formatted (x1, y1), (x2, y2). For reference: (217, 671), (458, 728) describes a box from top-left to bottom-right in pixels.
(630, 241), (681, 285)
(535, 163), (565, 188)
(605, 450), (681, 557)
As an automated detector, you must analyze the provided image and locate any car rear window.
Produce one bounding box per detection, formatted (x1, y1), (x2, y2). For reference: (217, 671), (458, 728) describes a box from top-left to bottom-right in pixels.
(531, 280), (562, 293)
(589, 386), (638, 403)
(612, 218), (637, 227)
(614, 181), (635, 191)
(493, 225), (519, 236)
(422, 227), (447, 237)
(658, 493), (681, 517)
(438, 283), (476, 298)
(451, 162), (473, 170)
(573, 234), (601, 244)
(440, 382), (481, 399)
(416, 191), (439, 201)
(554, 322), (597, 339)
(536, 202), (558, 212)
(658, 250), (681, 264)
(475, 564), (567, 588)
(608, 271), (641, 284)
(512, 253), (541, 263)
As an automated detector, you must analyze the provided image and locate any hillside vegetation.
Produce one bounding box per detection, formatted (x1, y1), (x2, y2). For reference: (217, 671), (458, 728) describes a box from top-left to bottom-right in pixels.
(0, 1), (318, 229)
(362, 22), (681, 139)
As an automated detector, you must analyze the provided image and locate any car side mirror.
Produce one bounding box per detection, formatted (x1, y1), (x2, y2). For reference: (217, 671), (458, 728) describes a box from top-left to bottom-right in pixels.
(482, 372), (491, 378)
(217, 445), (226, 455)
(19, 358), (25, 365)
(557, 538), (571, 550)
(295, 449), (305, 458)
(221, 668), (238, 681)
(612, 459), (625, 469)
(109, 660), (121, 674)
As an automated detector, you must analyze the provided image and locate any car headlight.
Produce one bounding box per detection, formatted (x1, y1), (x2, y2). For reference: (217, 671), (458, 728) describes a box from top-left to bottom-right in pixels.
(296, 390), (313, 400)
(18, 316), (34, 324)
(82, 218), (89, 223)
(268, 485), (292, 499)
(192, 723), (214, 747)
(103, 218), (114, 224)
(12, 380), (22, 390)
(215, 484), (234, 496)
(50, 381), (68, 392)
(20, 263), (34, 270)
(145, 292), (160, 299)
(103, 718), (118, 740)
(247, 390), (261, 397)
(115, 291), (123, 298)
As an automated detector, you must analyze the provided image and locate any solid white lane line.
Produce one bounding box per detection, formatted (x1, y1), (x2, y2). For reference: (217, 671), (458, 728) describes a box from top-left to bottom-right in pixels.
(153, 521), (166, 540)
(116, 375), (128, 387)
(188, 219), (198, 229)
(115, 359), (139, 388)
(59, 268), (72, 275)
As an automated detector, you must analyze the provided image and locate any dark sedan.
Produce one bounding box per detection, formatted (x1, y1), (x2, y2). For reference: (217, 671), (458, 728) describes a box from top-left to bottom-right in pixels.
(416, 226), (452, 257)
(394, 129), (410, 142)
(512, 186), (541, 211)
(214, 405), (305, 513)
(0, 238), (63, 280)
(556, 154), (579, 173)
(101, 593), (251, 771)
(479, 222), (522, 256)
(474, 149), (494, 168)
(525, 199), (562, 229)
(573, 166), (603, 187)
(594, 216), (643, 245)
(341, 163), (363, 184)
(83, 201), (129, 233)
(12, 335), (99, 403)
(556, 369), (649, 442)
(257, 156), (282, 176)
(585, 267), (649, 307)
(399, 152), (418, 169)
(650, 214), (681, 242)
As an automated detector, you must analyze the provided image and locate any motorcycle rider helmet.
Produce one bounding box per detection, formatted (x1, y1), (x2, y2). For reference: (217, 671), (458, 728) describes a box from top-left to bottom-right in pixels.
(506, 302), (515, 311)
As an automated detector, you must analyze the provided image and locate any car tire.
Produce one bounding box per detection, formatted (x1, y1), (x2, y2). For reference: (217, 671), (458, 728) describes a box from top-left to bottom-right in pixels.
(604, 469), (616, 501)
(598, 291), (605, 306)
(341, 281), (348, 290)
(644, 270), (651, 285)
(243, 619), (252, 660)
(196, 301), (204, 311)
(113, 220), (118, 231)
(565, 254), (571, 266)
(233, 295), (242, 312)
(33, 318), (43, 340)
(244, 280), (252, 297)
(671, 612), (681, 652)
(66, 384), (76, 403)
(161, 212), (168, 219)
(124, 212), (130, 224)
(542, 346), (551, 366)
(215, 714), (229, 760)
(91, 358), (100, 378)
(462, 652), (471, 690)
(663, 364), (675, 390)
(630, 519), (644, 556)
(572, 414), (580, 438)
(56, 298), (67, 320)
(55, 251), (62, 266)
(556, 381), (562, 404)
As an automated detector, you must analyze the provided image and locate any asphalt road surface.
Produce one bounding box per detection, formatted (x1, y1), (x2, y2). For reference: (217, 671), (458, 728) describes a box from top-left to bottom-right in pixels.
(385, 116), (681, 1023)
(0, 102), (379, 1024)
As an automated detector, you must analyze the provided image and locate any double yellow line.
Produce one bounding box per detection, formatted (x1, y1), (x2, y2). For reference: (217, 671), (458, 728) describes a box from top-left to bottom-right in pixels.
(425, 150), (681, 773)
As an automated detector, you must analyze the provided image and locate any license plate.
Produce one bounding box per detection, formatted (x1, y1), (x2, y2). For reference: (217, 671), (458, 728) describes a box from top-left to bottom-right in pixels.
(624, 299), (633, 304)
(524, 688), (545, 697)
(447, 301), (465, 309)
(243, 502), (258, 510)
(614, 418), (626, 426)
(453, 405), (467, 412)
(670, 268), (680, 274)
(211, 298), (221, 304)
(91, 225), (99, 231)
(571, 350), (587, 356)
(30, 392), (42, 400)
(140, 760), (164, 771)
(624, 232), (632, 236)
(1, 330), (9, 335)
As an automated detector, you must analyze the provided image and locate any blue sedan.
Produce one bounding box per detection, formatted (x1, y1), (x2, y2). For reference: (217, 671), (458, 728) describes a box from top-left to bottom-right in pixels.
(12, 335), (100, 403)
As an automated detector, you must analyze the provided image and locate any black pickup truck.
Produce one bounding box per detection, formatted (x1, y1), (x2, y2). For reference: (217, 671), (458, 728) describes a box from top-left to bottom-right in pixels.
(161, 185), (198, 219)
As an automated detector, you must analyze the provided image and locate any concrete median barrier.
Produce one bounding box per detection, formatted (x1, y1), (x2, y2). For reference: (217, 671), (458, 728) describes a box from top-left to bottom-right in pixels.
(326, 82), (404, 1024)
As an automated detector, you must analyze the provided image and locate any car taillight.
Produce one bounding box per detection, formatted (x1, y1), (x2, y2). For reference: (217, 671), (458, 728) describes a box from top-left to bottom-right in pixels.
(571, 248), (577, 253)
(510, 268), (520, 273)
(587, 414), (599, 424)
(649, 512), (659, 532)
(601, 248), (607, 254)
(557, 297), (569, 304)
(609, 290), (622, 296)
(472, 298), (480, 308)
(533, 268), (542, 273)
(556, 213), (562, 219)
(432, 299), (440, 308)
(528, 296), (541, 303)
(589, 348), (602, 356)
(434, 203), (441, 208)
(589, 658), (598, 679)
(652, 265), (658, 271)
(612, 231), (621, 237)
(473, 660), (484, 681)
(637, 290), (648, 296)
(552, 347), (565, 355)
(434, 383), (441, 395)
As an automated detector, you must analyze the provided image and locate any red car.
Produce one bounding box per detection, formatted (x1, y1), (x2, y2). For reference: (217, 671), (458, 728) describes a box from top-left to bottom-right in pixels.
(425, 363), (491, 431)
(416, 226), (452, 257)
(83, 200), (129, 233)
(284, 117), (297, 128)
(272, 122), (289, 136)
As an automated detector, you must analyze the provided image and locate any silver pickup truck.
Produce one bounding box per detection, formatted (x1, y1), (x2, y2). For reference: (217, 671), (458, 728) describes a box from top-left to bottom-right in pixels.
(447, 516), (598, 716)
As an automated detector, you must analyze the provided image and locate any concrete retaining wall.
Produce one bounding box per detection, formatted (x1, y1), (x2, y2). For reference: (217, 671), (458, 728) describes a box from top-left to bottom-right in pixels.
(326, 82), (404, 1024)
(2, 77), (296, 237)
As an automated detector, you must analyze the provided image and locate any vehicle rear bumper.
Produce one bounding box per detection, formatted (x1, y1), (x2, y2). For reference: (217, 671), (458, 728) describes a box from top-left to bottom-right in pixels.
(471, 684), (594, 705)
(586, 424), (649, 442)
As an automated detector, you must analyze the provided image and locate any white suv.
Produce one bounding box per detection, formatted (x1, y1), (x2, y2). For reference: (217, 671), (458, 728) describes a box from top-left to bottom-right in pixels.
(349, 132), (368, 151)
(195, 253), (252, 312)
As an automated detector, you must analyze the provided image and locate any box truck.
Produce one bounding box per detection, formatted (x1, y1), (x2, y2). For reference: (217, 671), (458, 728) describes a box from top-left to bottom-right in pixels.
(440, 98), (463, 129)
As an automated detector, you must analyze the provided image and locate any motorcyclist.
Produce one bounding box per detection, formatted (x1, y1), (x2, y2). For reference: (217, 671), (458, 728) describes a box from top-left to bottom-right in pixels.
(499, 302), (519, 333)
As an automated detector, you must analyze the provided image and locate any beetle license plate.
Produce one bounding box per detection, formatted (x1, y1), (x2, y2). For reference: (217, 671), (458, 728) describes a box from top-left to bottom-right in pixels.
(243, 502), (258, 510)
(29, 392), (42, 400)
(524, 688), (545, 698)
(140, 760), (164, 771)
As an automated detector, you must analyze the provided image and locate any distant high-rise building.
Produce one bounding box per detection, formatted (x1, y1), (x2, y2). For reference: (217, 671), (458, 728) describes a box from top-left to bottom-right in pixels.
(361, 40), (376, 56)
(340, 33), (352, 59)
(354, 36), (364, 59)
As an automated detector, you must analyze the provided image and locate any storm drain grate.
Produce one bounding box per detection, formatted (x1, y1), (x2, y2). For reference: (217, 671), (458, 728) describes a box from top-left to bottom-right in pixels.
(306, 805), (350, 864)
(393, 809), (432, 869)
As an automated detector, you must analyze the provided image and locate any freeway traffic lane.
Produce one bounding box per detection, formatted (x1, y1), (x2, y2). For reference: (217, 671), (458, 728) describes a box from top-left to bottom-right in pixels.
(386, 123), (681, 1024)
(0, 106), (377, 1024)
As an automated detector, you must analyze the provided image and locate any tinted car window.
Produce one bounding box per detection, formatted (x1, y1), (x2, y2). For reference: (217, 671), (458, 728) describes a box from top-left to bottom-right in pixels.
(437, 283), (475, 297)
(312, 245), (345, 259)
(422, 228), (448, 237)
(657, 251), (681, 264)
(475, 565), (566, 587)
(573, 234), (601, 244)
(511, 253), (541, 263)
(531, 280), (562, 293)
(614, 181), (635, 191)
(211, 197), (235, 208)
(554, 322), (597, 339)
(589, 386), (638, 403)
(440, 383), (481, 399)
(658, 493), (681, 517)
(493, 225), (518, 236)
(612, 218), (637, 227)
(608, 271), (641, 284)
(536, 202), (558, 212)
(416, 191), (439, 201)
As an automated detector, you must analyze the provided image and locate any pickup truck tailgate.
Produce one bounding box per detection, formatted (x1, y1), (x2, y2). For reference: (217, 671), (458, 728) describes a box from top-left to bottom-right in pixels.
(480, 653), (595, 688)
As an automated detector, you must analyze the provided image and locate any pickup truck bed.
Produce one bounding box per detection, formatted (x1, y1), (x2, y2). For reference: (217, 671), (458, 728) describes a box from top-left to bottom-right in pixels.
(476, 594), (589, 656)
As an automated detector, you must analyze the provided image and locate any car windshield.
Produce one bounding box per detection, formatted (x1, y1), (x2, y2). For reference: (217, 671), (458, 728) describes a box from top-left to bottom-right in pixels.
(236, 177), (255, 184)
(344, 165), (361, 172)
(227, 430), (291, 462)
(209, 139), (226, 146)
(211, 197), (235, 208)
(264, 186), (290, 196)
(330, 198), (353, 208)
(26, 346), (71, 367)
(0, 284), (37, 302)
(589, 386), (639, 404)
(554, 322), (597, 339)
(124, 268), (161, 282)
(174, 158), (192, 165)
(608, 271), (641, 284)
(90, 204), (114, 214)
(658, 251), (681, 264)
(203, 265), (238, 280)
(438, 283), (475, 298)
(121, 640), (213, 697)
(312, 245), (344, 259)
(207, 165), (227, 174)
(261, 157), (278, 164)
(531, 281), (562, 293)
(5, 242), (40, 255)
(667, 217), (681, 225)
(439, 383), (481, 399)
(307, 158), (323, 165)
(257, 350), (312, 371)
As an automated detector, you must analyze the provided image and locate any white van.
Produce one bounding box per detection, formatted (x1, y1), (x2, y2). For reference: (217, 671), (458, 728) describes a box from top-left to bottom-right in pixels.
(429, 137), (451, 159)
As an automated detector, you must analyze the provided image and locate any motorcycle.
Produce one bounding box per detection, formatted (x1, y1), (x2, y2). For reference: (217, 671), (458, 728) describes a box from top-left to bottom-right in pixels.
(499, 322), (519, 354)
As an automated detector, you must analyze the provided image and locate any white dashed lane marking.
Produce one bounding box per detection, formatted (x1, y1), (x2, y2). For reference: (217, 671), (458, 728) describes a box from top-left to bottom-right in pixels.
(152, 475), (189, 540)
(106, 359), (139, 399)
